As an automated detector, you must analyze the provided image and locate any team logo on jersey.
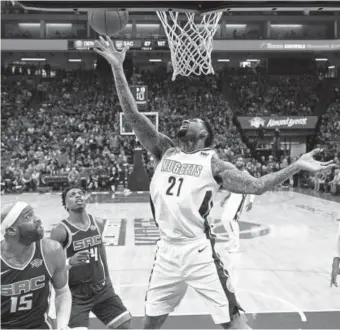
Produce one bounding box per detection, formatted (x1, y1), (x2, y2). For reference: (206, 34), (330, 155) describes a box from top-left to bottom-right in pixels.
(161, 159), (203, 177)
(90, 224), (97, 231)
(200, 152), (210, 157)
(30, 258), (43, 268)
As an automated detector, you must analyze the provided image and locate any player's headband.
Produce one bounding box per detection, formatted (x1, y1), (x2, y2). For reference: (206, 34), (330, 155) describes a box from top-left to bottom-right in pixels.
(1, 202), (29, 240)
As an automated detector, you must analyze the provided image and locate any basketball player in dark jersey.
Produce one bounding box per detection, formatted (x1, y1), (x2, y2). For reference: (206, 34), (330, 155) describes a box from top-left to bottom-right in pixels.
(1, 202), (72, 330)
(330, 220), (340, 287)
(50, 187), (131, 329)
(95, 35), (337, 329)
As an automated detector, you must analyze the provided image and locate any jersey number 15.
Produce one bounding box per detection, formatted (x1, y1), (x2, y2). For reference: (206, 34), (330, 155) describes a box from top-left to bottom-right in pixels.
(166, 176), (184, 197)
(10, 293), (33, 313)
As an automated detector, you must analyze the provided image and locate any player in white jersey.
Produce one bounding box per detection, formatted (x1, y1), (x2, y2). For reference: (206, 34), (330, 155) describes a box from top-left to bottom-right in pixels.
(94, 36), (337, 329)
(220, 157), (255, 253)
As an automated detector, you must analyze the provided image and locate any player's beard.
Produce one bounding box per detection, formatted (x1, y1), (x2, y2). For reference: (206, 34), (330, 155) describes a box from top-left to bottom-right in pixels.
(17, 224), (44, 245)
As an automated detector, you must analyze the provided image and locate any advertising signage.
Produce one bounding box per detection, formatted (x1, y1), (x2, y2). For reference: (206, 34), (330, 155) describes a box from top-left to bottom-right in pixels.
(213, 39), (340, 52)
(237, 116), (319, 130)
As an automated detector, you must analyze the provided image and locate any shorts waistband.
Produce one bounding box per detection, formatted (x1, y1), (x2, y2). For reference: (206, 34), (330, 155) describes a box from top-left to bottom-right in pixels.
(160, 234), (207, 245)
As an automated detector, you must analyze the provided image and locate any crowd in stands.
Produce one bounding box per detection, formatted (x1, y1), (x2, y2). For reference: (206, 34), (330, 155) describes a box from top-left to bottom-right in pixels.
(1, 64), (339, 196)
(312, 91), (340, 195)
(224, 69), (320, 116)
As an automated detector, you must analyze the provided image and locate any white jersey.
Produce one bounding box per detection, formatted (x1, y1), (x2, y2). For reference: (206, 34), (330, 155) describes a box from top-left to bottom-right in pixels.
(150, 147), (220, 242)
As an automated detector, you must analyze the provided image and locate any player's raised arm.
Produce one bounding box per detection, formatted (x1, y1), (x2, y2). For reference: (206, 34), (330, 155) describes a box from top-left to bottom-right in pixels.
(94, 36), (173, 161)
(212, 149), (337, 195)
(43, 239), (72, 330)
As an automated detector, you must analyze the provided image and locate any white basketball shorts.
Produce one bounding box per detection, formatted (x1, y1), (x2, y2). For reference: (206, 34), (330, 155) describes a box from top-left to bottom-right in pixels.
(145, 236), (243, 324)
(221, 193), (247, 222)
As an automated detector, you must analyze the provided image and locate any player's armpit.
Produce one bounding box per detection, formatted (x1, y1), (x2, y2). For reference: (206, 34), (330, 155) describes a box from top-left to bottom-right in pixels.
(211, 156), (300, 194)
(111, 65), (174, 160)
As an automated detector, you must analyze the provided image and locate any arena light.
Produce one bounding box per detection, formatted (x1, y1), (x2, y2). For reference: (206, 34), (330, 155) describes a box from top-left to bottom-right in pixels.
(46, 23), (72, 27)
(68, 59), (82, 62)
(225, 24), (247, 28)
(149, 59), (162, 62)
(328, 65), (335, 69)
(270, 24), (303, 28)
(315, 58), (328, 61)
(21, 58), (46, 61)
(136, 24), (160, 28)
(246, 59), (259, 62)
(217, 59), (230, 62)
(18, 23), (40, 27)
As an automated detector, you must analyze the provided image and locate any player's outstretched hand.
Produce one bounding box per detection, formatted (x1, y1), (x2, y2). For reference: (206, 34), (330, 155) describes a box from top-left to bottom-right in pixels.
(69, 251), (91, 267)
(296, 149), (337, 173)
(94, 35), (129, 67)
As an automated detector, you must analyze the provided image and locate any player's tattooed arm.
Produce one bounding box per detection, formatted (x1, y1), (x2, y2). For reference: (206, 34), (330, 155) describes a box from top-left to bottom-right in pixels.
(94, 36), (174, 161)
(111, 66), (174, 160)
(211, 154), (300, 195)
(212, 149), (337, 194)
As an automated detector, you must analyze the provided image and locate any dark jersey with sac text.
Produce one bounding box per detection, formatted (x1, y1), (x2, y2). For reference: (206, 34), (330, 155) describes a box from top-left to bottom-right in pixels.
(61, 214), (107, 286)
(1, 240), (52, 329)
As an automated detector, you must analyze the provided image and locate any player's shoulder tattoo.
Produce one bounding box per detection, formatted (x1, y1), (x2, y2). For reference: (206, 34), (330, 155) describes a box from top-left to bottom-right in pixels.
(211, 154), (237, 177)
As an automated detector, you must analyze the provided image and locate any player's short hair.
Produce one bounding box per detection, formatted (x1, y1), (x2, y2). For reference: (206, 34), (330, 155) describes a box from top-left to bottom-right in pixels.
(202, 120), (214, 147)
(61, 186), (85, 210)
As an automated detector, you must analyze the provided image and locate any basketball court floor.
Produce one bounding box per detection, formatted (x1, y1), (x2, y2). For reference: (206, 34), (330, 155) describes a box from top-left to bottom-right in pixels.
(2, 189), (340, 329)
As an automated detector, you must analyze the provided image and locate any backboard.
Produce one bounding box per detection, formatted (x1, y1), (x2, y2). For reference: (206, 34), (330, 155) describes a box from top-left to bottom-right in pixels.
(120, 112), (158, 136)
(17, 1), (340, 13)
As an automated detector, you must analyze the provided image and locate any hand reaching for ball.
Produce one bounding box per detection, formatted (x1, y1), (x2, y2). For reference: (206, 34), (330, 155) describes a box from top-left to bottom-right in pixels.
(94, 36), (129, 68)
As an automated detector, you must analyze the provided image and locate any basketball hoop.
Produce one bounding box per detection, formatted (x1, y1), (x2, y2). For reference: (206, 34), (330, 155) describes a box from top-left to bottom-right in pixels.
(156, 11), (222, 81)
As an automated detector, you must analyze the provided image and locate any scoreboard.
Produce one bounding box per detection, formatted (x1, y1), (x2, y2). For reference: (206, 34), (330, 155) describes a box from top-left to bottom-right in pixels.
(69, 39), (169, 51)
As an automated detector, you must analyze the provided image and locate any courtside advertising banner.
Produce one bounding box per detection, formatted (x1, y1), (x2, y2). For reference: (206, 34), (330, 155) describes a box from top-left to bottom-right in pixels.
(237, 116), (319, 130)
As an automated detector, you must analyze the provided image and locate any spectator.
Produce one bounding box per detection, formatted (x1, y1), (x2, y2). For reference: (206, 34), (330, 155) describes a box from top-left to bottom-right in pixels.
(68, 167), (80, 185)
(330, 170), (340, 195)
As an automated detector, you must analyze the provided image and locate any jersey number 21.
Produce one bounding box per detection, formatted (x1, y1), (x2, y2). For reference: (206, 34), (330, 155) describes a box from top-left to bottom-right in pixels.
(166, 176), (184, 197)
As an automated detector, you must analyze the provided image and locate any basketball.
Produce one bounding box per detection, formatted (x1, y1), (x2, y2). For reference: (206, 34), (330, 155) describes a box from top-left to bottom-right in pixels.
(88, 9), (129, 36)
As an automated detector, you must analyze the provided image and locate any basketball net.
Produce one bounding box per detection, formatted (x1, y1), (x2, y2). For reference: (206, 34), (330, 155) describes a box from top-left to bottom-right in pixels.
(156, 11), (222, 81)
